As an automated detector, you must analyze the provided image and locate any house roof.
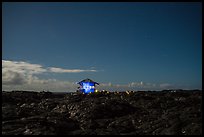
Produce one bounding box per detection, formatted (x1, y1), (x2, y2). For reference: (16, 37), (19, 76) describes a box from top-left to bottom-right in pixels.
(77, 78), (99, 85)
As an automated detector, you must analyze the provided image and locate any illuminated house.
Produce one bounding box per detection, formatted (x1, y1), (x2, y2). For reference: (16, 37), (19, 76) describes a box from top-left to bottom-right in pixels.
(77, 78), (99, 94)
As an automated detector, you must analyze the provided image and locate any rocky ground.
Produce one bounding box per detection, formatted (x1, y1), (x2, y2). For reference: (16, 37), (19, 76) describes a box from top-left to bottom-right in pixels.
(2, 90), (202, 135)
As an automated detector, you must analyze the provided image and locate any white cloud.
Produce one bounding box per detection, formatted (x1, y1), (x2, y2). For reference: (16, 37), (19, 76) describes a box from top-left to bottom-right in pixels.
(2, 60), (46, 85)
(2, 60), (47, 75)
(48, 67), (97, 73)
(2, 60), (98, 92)
(2, 70), (27, 85)
(2, 60), (97, 75)
(2, 60), (179, 92)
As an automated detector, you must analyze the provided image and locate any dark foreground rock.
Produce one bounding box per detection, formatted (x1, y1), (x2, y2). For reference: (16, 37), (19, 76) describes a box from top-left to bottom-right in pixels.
(2, 90), (202, 135)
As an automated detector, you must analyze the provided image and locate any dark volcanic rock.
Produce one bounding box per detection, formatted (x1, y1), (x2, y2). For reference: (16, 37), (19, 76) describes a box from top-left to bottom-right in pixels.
(2, 90), (202, 135)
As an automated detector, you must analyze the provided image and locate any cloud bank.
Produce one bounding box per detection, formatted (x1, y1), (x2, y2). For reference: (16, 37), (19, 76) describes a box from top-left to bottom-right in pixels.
(98, 82), (174, 91)
(2, 60), (178, 92)
(2, 60), (97, 92)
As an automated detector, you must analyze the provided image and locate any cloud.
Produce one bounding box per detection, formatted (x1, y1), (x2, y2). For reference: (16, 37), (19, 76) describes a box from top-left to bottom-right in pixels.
(2, 78), (78, 92)
(2, 60), (179, 92)
(2, 60), (97, 75)
(2, 70), (27, 85)
(159, 83), (173, 89)
(2, 60), (46, 85)
(2, 60), (78, 92)
(128, 81), (144, 87)
(2, 60), (47, 75)
(2, 60), (98, 91)
(48, 67), (97, 73)
(97, 81), (160, 91)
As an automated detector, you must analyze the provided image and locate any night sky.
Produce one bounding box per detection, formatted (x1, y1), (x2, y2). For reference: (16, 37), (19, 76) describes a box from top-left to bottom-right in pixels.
(2, 2), (202, 92)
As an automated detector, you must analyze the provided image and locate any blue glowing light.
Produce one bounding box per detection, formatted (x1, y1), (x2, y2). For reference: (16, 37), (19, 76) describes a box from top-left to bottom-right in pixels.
(82, 82), (95, 94)
(77, 79), (99, 94)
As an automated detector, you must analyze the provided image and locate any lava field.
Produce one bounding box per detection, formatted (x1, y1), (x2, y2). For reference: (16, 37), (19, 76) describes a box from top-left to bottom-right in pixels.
(2, 90), (202, 135)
